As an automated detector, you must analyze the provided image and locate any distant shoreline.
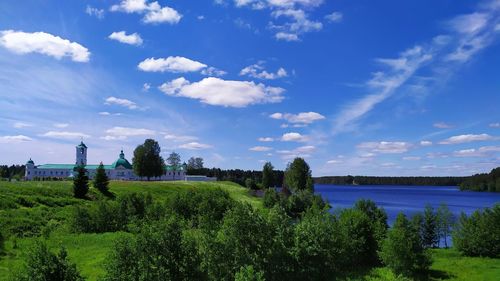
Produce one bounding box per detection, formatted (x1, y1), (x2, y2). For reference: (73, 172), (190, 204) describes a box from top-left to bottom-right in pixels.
(313, 176), (467, 186)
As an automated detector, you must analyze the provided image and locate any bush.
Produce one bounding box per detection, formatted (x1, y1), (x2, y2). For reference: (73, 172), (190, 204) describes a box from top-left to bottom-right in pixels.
(354, 199), (388, 264)
(285, 190), (327, 218)
(453, 204), (500, 257)
(13, 242), (83, 281)
(262, 189), (281, 208)
(379, 213), (431, 277)
(235, 265), (265, 281)
(245, 178), (258, 190)
(337, 208), (376, 267)
(70, 201), (123, 233)
(104, 217), (205, 281)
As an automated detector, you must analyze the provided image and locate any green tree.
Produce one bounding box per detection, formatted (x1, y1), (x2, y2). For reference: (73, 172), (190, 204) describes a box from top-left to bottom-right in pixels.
(379, 213), (431, 277)
(436, 203), (454, 248)
(453, 205), (500, 257)
(13, 242), (83, 281)
(422, 205), (439, 248)
(234, 265), (265, 281)
(263, 189), (281, 208)
(167, 151), (181, 180)
(245, 178), (258, 190)
(262, 162), (274, 189)
(93, 162), (110, 195)
(132, 139), (165, 181)
(73, 165), (89, 199)
(187, 157), (204, 170)
(284, 158), (313, 192)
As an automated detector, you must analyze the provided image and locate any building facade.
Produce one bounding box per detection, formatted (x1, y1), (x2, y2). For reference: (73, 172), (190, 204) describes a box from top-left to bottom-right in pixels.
(25, 141), (186, 181)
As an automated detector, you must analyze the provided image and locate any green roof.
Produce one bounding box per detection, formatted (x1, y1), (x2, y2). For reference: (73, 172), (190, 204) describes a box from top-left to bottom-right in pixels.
(26, 158), (34, 165)
(37, 164), (113, 170)
(111, 150), (133, 169)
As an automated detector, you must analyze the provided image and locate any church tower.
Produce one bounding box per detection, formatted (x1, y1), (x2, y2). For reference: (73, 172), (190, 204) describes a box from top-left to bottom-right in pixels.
(76, 141), (87, 166)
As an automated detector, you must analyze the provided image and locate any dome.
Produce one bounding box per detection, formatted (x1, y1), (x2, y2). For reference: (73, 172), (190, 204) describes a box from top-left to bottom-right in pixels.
(111, 150), (133, 169)
(76, 141), (87, 148)
(26, 158), (34, 165)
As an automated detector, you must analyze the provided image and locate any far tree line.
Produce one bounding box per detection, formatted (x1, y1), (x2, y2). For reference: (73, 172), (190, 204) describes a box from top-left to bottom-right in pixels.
(459, 167), (500, 192)
(314, 175), (468, 186)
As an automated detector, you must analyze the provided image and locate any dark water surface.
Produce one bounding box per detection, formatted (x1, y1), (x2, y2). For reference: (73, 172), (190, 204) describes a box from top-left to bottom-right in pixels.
(315, 184), (500, 225)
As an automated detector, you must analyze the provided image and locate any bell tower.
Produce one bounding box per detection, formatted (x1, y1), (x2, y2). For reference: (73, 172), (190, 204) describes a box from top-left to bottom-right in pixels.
(76, 141), (87, 166)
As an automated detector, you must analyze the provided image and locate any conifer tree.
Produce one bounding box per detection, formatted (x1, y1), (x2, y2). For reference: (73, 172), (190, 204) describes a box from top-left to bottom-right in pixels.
(93, 162), (110, 195)
(73, 165), (89, 199)
(422, 204), (439, 248)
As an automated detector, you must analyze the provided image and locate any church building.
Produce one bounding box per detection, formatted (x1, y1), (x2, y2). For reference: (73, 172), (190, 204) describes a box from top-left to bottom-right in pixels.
(24, 141), (186, 181)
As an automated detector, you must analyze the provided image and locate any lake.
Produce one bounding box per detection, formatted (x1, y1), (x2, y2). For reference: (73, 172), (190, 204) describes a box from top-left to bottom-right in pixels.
(315, 184), (500, 225)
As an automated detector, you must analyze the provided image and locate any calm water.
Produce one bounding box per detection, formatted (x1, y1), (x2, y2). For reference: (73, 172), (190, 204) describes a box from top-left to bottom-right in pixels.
(315, 184), (500, 225)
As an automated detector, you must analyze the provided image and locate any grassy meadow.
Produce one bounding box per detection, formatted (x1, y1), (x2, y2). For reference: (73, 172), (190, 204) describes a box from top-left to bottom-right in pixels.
(0, 180), (498, 280)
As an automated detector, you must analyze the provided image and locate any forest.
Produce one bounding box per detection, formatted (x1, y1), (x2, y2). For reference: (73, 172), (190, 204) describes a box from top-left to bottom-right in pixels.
(459, 167), (500, 192)
(314, 176), (467, 186)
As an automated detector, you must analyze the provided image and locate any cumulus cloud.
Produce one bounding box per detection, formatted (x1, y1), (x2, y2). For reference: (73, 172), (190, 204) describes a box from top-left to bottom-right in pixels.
(178, 142), (212, 150)
(281, 132), (308, 142)
(13, 122), (32, 129)
(357, 141), (412, 154)
(452, 145), (500, 157)
(109, 31), (143, 46)
(420, 140), (433, 146)
(0, 135), (34, 143)
(258, 137), (274, 142)
(105, 127), (155, 138)
(490, 122), (500, 128)
(40, 131), (91, 140)
(158, 77), (285, 107)
(240, 62), (288, 79)
(433, 122), (454, 129)
(270, 8), (322, 41)
(270, 111), (325, 125)
(0, 30), (90, 62)
(439, 133), (495, 144)
(105, 96), (138, 110)
(86, 5), (104, 19)
(164, 134), (197, 142)
(110, 0), (182, 24)
(277, 145), (315, 160)
(138, 56), (207, 73)
(249, 146), (273, 151)
(325, 11), (343, 23)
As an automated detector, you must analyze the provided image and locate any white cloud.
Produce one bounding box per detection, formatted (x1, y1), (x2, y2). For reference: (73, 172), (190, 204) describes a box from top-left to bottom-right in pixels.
(110, 0), (182, 24)
(86, 5), (104, 19)
(105, 126), (155, 138)
(326, 159), (342, 164)
(448, 12), (488, 35)
(178, 142), (212, 150)
(281, 132), (308, 142)
(270, 111), (325, 124)
(158, 77), (285, 107)
(201, 67), (227, 77)
(420, 140), (433, 146)
(0, 135), (33, 143)
(164, 134), (197, 142)
(98, 112), (122, 116)
(0, 30), (90, 62)
(275, 32), (299, 41)
(53, 123), (69, 128)
(40, 131), (91, 140)
(439, 133), (495, 144)
(105, 96), (138, 110)
(357, 141), (412, 154)
(453, 145), (500, 157)
(249, 146), (273, 151)
(333, 46), (432, 133)
(109, 31), (143, 46)
(433, 122), (453, 129)
(403, 156), (421, 161)
(325, 11), (342, 23)
(258, 137), (274, 142)
(142, 83), (151, 92)
(271, 8), (322, 41)
(13, 122), (32, 128)
(490, 122), (500, 128)
(240, 62), (287, 79)
(138, 56), (207, 73)
(277, 145), (315, 160)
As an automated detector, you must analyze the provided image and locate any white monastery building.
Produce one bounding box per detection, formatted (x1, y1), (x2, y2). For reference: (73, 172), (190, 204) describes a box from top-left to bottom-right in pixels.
(25, 141), (186, 181)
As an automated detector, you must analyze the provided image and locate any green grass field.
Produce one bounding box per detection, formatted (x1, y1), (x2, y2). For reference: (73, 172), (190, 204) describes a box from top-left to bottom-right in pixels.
(0, 181), (498, 280)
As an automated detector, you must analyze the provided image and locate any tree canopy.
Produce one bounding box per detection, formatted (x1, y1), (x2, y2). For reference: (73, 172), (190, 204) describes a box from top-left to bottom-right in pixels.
(73, 165), (89, 199)
(284, 158), (313, 192)
(132, 139), (165, 180)
(262, 162), (274, 189)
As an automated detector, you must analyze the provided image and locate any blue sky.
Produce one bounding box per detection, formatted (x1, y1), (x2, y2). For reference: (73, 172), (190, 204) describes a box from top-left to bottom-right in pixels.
(0, 0), (499, 176)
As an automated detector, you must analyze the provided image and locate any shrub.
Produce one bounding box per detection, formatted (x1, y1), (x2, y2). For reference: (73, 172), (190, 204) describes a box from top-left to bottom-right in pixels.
(354, 199), (388, 264)
(453, 204), (500, 257)
(13, 242), (83, 281)
(70, 201), (123, 233)
(262, 189), (280, 208)
(379, 213), (431, 277)
(337, 208), (376, 267)
(285, 190), (327, 218)
(245, 178), (258, 190)
(104, 217), (205, 281)
(235, 265), (265, 281)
